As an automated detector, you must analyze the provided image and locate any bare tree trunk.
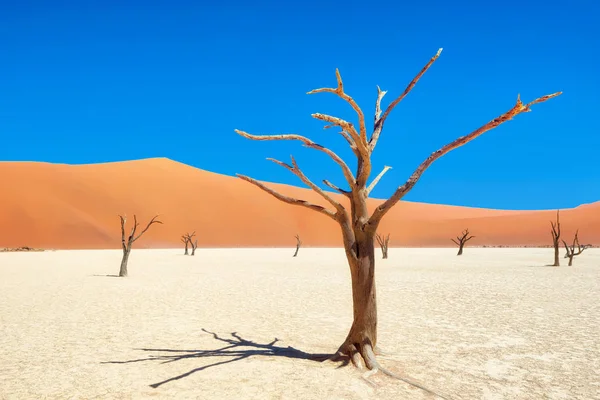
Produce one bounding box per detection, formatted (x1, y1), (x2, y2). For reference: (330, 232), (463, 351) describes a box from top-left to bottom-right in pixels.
(551, 210), (561, 266)
(457, 243), (464, 256)
(568, 255), (574, 266)
(191, 239), (198, 256)
(337, 231), (378, 365)
(119, 247), (131, 277)
(293, 234), (301, 257)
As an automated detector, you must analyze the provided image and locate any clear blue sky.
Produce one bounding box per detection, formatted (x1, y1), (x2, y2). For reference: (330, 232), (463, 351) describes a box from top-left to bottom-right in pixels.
(1, 0), (598, 210)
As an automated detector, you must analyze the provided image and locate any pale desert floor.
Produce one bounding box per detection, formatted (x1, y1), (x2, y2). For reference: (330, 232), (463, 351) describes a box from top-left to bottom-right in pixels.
(1, 248), (599, 400)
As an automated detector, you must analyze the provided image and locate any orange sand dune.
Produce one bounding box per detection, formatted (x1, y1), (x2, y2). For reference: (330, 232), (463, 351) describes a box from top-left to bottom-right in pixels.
(1, 158), (598, 249)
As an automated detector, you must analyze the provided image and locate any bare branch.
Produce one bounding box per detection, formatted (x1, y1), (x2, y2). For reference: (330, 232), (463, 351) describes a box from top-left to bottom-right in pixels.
(369, 91), (562, 224)
(132, 215), (163, 242)
(119, 215), (127, 250)
(323, 179), (350, 195)
(450, 238), (459, 245)
(551, 210), (561, 239)
(267, 156), (346, 213)
(235, 129), (355, 186)
(374, 86), (388, 125)
(236, 174), (337, 220)
(369, 48), (443, 152)
(339, 130), (358, 155)
(366, 165), (392, 195)
(308, 69), (368, 144)
(130, 215), (138, 240)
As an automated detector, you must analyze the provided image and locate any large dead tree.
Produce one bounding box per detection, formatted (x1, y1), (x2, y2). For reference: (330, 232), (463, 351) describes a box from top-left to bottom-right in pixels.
(181, 231), (196, 255)
(235, 48), (560, 383)
(451, 229), (474, 256)
(118, 214), (162, 277)
(375, 233), (390, 259)
(293, 234), (302, 257)
(550, 210), (561, 266)
(563, 230), (588, 266)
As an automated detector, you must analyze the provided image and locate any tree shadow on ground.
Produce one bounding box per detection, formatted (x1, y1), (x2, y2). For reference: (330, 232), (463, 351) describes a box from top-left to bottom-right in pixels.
(102, 328), (339, 388)
(525, 265), (561, 268)
(91, 274), (121, 277)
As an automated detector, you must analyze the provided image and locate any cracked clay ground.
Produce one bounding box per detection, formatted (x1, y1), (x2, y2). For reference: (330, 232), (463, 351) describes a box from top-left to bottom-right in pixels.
(1, 248), (599, 399)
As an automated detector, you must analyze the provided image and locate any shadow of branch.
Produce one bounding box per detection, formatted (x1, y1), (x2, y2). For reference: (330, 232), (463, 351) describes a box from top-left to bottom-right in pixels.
(102, 328), (337, 388)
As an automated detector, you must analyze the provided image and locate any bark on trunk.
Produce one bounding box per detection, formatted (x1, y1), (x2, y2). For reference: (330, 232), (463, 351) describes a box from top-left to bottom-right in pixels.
(191, 247), (196, 256)
(293, 244), (300, 257)
(184, 243), (189, 255)
(568, 255), (573, 266)
(119, 248), (131, 277)
(457, 244), (464, 256)
(337, 219), (378, 367)
(553, 243), (560, 266)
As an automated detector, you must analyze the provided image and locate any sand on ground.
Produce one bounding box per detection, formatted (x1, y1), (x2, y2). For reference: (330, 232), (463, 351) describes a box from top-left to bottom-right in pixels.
(1, 158), (599, 249)
(1, 248), (599, 399)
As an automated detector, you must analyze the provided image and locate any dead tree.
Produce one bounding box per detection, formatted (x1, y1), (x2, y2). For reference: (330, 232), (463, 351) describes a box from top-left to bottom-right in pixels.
(235, 48), (560, 383)
(550, 210), (561, 266)
(562, 230), (588, 266)
(118, 214), (162, 277)
(190, 238), (198, 256)
(181, 231), (196, 255)
(451, 229), (474, 256)
(375, 233), (390, 259)
(181, 235), (190, 255)
(293, 234), (302, 257)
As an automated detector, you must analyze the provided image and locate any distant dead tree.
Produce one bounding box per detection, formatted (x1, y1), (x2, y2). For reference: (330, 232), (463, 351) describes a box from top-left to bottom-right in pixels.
(181, 235), (190, 255)
(118, 214), (162, 277)
(563, 230), (589, 266)
(235, 47), (560, 385)
(293, 234), (302, 257)
(550, 210), (561, 266)
(181, 231), (196, 255)
(190, 238), (198, 256)
(375, 233), (390, 259)
(451, 229), (474, 256)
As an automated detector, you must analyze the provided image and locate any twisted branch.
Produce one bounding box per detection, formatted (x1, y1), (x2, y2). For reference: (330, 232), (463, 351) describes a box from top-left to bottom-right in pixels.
(235, 130), (355, 187)
(236, 174), (337, 220)
(369, 48), (443, 152)
(370, 91), (562, 224)
(308, 69), (368, 144)
(267, 156), (345, 213)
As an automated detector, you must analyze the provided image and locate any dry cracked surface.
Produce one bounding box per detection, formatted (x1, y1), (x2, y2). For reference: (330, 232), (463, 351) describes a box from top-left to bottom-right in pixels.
(1, 248), (599, 399)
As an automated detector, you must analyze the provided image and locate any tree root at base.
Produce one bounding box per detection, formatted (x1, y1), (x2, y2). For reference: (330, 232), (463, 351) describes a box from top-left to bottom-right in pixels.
(322, 342), (453, 400)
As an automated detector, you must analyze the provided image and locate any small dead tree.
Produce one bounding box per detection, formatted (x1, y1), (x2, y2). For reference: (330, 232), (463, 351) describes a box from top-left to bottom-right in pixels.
(550, 210), (561, 266)
(235, 48), (560, 384)
(375, 233), (390, 259)
(181, 235), (190, 255)
(451, 229), (474, 256)
(562, 230), (588, 266)
(293, 234), (302, 257)
(190, 238), (198, 256)
(118, 214), (162, 277)
(181, 231), (196, 255)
